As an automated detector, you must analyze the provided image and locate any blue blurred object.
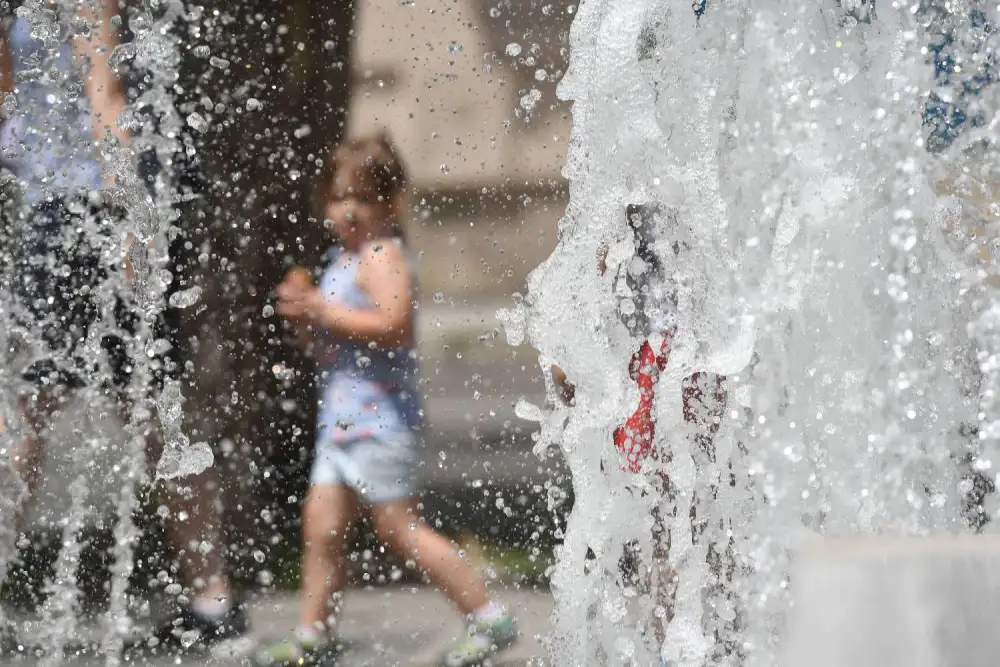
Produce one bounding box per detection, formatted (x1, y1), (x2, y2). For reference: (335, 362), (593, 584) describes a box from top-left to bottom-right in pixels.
(922, 4), (1000, 152)
(4, 15), (102, 203)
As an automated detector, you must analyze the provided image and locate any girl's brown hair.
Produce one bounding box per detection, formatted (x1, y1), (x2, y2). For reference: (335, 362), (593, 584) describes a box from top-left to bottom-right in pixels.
(317, 132), (409, 239)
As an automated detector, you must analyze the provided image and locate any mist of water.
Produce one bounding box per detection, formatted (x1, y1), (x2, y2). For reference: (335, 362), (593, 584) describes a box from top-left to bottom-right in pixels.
(504, 1), (992, 665)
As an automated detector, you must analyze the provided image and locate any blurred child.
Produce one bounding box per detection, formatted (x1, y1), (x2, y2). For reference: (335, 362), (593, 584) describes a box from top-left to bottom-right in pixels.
(254, 135), (518, 667)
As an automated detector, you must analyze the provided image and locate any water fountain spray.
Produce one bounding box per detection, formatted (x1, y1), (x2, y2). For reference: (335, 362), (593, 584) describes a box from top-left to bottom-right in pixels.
(505, 0), (988, 664)
(0, 0), (189, 662)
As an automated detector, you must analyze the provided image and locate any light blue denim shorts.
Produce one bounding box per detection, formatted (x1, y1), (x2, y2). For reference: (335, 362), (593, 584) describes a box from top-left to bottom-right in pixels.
(310, 433), (422, 505)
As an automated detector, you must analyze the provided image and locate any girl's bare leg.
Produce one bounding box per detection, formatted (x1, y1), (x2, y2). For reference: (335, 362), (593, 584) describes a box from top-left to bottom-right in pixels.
(300, 484), (358, 630)
(370, 498), (488, 615)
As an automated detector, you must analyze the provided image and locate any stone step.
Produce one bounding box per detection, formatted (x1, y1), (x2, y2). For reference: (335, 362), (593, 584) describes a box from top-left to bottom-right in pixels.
(780, 536), (1000, 667)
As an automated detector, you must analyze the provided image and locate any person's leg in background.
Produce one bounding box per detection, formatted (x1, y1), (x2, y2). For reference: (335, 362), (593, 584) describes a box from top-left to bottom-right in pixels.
(253, 444), (363, 666)
(8, 372), (81, 512)
(253, 483), (358, 666)
(368, 494), (518, 667)
(152, 465), (236, 624)
(649, 477), (677, 658)
(122, 148), (246, 650)
(298, 484), (357, 635)
(4, 197), (104, 515)
(0, 197), (120, 654)
(10, 393), (49, 500)
(135, 268), (247, 649)
(254, 433), (520, 667)
(370, 499), (491, 616)
(683, 371), (727, 543)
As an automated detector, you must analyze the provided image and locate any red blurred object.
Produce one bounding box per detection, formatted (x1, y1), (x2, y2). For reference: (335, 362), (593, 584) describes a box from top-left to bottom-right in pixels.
(613, 335), (671, 473)
(610, 333), (727, 474)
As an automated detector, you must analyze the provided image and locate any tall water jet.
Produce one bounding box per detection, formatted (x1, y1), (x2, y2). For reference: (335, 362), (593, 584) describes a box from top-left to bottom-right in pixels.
(0, 2), (130, 658)
(98, 0), (190, 657)
(0, 0), (187, 661)
(505, 0), (988, 664)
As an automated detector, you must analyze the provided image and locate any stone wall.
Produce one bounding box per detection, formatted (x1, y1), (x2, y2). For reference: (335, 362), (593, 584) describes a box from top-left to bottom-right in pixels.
(347, 0), (573, 300)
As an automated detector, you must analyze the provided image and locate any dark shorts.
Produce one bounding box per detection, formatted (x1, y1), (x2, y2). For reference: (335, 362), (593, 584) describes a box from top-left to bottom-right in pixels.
(9, 194), (183, 395)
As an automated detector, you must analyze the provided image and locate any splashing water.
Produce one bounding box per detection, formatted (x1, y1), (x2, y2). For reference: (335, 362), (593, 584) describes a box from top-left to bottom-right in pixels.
(98, 0), (192, 661)
(38, 475), (88, 667)
(506, 1), (992, 665)
(0, 0), (190, 662)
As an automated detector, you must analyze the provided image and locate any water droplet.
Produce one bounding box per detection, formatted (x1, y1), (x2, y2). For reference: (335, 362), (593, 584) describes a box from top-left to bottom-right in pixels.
(506, 43), (522, 57)
(185, 112), (208, 133)
(156, 441), (214, 480)
(246, 98), (263, 111)
(168, 286), (203, 308)
(108, 42), (137, 68)
(520, 89), (542, 113)
(515, 399), (544, 422)
(433, 292), (445, 303)
(148, 338), (173, 356)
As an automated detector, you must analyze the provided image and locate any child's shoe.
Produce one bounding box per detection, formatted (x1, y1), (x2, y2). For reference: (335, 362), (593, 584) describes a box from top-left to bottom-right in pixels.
(439, 611), (519, 667)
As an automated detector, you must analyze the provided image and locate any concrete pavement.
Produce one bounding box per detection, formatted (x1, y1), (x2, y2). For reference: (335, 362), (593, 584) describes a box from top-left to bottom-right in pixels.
(4, 586), (553, 666)
(244, 586), (552, 667)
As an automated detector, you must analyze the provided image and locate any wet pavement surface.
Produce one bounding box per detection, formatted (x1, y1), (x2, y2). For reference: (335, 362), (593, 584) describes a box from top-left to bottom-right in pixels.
(2, 586), (551, 667)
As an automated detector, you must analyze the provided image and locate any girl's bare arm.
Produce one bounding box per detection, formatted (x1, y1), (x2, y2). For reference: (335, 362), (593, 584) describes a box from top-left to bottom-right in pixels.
(309, 243), (414, 349)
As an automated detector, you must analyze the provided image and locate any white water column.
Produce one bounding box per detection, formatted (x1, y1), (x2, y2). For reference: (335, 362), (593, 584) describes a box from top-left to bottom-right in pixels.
(510, 0), (985, 665)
